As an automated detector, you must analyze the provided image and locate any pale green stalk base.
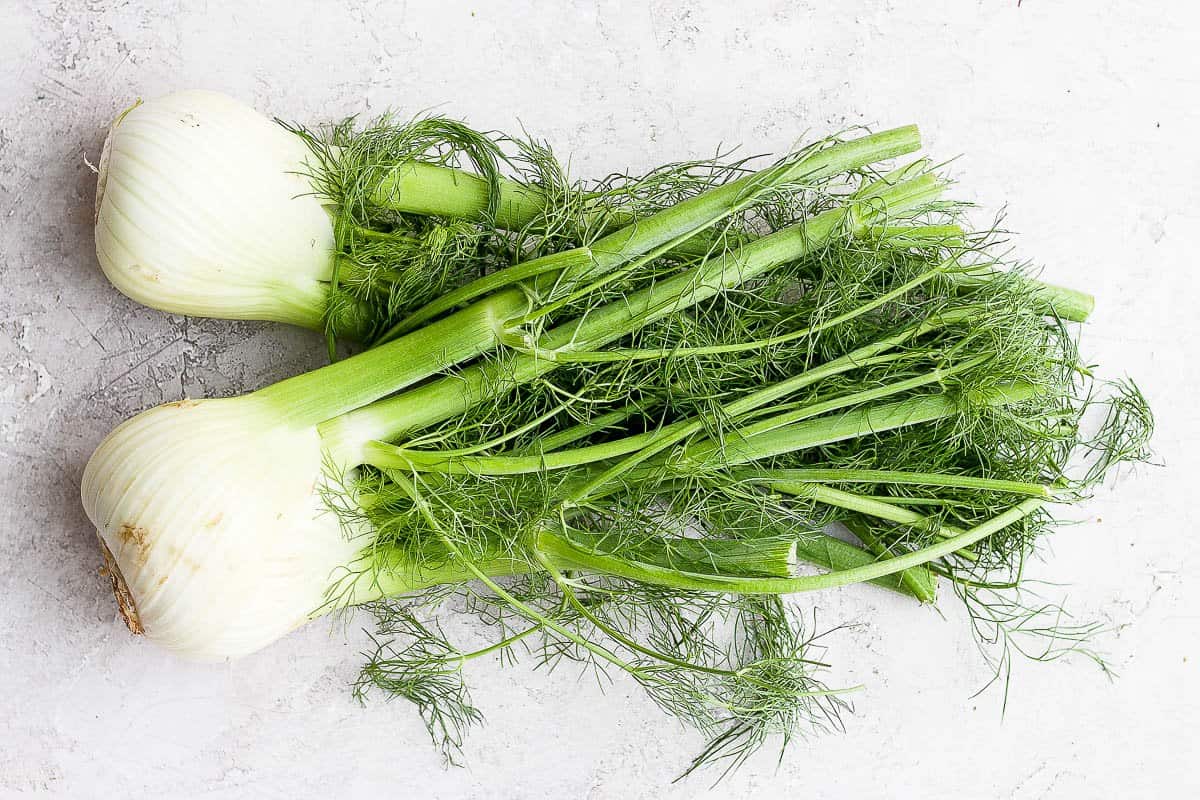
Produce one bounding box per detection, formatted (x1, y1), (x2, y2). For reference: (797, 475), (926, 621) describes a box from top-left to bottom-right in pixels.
(266, 277), (332, 332)
(259, 289), (527, 429)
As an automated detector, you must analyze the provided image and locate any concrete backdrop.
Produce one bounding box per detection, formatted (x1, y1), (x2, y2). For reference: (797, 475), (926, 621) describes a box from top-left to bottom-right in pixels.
(1, 1), (1196, 797)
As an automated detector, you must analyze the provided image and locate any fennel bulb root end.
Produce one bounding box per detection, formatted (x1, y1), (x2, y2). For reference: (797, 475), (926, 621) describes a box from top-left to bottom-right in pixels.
(96, 531), (144, 635)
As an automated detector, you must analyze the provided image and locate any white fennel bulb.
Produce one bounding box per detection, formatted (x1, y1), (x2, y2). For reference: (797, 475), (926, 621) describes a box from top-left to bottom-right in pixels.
(80, 396), (361, 660)
(94, 90), (335, 329)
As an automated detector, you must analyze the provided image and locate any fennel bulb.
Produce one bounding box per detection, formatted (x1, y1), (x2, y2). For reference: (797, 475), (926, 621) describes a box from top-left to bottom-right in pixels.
(81, 396), (356, 658)
(95, 90), (337, 330)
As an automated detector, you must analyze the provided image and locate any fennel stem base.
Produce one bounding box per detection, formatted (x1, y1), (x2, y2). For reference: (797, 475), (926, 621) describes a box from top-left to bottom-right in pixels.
(97, 532), (143, 635)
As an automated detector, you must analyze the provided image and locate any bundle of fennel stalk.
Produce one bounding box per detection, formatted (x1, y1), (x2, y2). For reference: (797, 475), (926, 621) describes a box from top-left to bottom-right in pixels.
(84, 91), (1151, 777)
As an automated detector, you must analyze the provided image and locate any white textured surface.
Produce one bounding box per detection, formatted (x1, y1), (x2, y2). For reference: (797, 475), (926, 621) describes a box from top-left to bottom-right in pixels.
(1, 1), (1197, 796)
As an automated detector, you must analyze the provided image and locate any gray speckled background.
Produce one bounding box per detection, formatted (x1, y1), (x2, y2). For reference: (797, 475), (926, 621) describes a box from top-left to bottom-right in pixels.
(1, 1), (1197, 797)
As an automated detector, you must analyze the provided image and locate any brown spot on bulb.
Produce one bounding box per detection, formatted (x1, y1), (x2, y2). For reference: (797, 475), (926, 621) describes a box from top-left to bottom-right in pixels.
(117, 523), (151, 567)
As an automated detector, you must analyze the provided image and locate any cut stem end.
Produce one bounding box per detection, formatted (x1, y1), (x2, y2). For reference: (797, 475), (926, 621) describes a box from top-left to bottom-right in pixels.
(97, 532), (143, 635)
